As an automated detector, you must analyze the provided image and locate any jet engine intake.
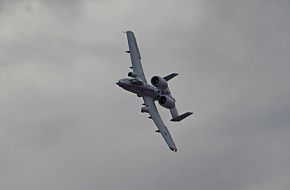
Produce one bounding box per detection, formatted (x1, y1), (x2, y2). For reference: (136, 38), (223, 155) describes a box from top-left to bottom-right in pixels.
(158, 95), (175, 109)
(151, 76), (168, 90)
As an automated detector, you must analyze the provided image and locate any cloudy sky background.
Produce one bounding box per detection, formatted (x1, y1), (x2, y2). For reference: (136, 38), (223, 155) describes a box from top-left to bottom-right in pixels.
(0, 0), (290, 189)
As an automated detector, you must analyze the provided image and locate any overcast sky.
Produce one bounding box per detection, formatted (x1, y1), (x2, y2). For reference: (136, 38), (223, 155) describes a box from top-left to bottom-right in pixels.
(0, 0), (290, 189)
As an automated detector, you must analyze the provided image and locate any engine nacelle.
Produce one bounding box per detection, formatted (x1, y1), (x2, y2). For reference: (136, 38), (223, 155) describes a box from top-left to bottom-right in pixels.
(158, 95), (175, 109)
(151, 76), (168, 90)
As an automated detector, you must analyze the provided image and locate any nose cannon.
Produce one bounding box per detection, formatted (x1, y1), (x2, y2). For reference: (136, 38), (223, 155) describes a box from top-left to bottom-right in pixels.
(116, 79), (123, 86)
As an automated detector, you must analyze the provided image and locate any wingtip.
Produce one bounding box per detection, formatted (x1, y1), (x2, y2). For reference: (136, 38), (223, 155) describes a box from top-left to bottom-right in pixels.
(170, 147), (177, 152)
(122, 31), (132, 34)
(126, 30), (134, 35)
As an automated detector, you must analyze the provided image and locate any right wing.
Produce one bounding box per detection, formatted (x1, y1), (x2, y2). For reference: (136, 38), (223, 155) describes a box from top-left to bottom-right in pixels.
(126, 31), (147, 83)
(143, 96), (177, 152)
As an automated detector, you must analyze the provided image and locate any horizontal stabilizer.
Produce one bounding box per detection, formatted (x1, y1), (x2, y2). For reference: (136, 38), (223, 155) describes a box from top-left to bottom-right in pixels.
(171, 112), (193, 122)
(163, 73), (179, 81)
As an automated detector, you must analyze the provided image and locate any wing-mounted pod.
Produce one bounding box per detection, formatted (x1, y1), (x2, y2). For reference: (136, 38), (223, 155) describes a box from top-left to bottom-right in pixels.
(128, 71), (137, 78)
(141, 106), (149, 113)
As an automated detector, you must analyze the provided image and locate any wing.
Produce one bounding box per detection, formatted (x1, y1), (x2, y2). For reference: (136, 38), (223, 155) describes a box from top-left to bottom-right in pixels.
(126, 31), (147, 83)
(143, 96), (177, 152)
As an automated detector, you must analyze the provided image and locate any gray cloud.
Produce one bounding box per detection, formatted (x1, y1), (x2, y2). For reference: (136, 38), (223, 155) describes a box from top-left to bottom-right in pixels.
(0, 0), (289, 189)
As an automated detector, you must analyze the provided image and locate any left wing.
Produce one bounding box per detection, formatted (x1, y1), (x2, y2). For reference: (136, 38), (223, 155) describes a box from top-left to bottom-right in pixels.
(126, 31), (177, 152)
(126, 31), (147, 83)
(143, 96), (177, 152)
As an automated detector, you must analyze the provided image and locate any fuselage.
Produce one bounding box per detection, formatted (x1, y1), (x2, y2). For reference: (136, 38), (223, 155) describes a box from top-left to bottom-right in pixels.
(116, 78), (170, 100)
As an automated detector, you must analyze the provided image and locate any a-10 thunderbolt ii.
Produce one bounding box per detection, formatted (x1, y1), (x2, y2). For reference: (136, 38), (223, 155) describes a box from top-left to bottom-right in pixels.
(116, 31), (193, 152)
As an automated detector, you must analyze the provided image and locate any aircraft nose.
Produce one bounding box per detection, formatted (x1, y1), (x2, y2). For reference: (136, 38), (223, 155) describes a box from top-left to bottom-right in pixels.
(116, 80), (122, 86)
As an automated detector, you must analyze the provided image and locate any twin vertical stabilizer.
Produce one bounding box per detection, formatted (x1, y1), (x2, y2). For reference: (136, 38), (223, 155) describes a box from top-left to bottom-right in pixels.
(163, 73), (193, 122)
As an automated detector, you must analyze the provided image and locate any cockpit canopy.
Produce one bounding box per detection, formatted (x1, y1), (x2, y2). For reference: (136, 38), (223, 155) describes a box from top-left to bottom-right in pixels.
(129, 78), (144, 86)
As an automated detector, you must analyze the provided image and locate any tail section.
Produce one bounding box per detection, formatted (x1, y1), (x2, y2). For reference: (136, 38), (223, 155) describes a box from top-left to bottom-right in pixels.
(171, 112), (193, 122)
(164, 73), (193, 122)
(170, 106), (193, 122)
(163, 73), (179, 81)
